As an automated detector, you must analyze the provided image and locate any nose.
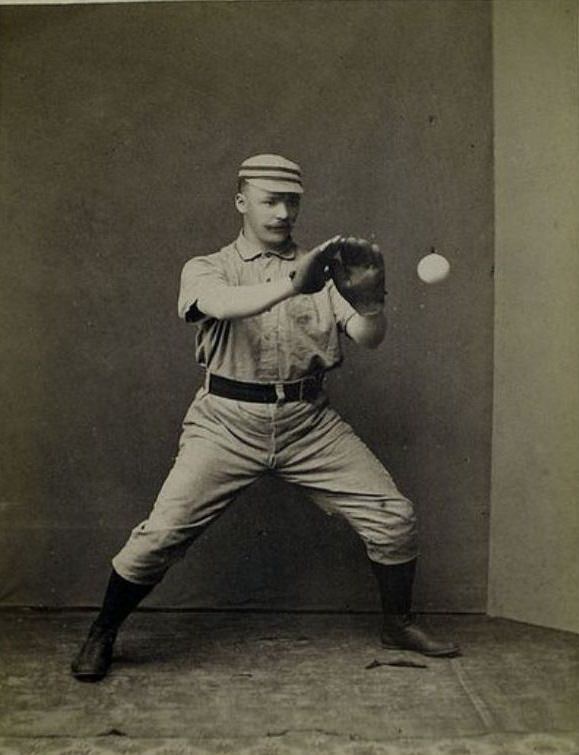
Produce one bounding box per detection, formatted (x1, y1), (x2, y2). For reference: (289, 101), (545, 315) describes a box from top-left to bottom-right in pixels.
(275, 203), (289, 221)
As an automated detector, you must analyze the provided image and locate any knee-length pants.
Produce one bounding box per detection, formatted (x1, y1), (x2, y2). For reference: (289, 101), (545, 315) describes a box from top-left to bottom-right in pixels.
(112, 390), (418, 585)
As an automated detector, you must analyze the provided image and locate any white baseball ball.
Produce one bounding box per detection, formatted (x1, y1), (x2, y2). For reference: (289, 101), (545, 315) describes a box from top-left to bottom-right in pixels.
(417, 252), (450, 284)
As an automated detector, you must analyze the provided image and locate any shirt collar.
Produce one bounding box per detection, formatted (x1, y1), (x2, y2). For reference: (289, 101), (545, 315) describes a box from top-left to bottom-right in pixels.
(234, 231), (297, 261)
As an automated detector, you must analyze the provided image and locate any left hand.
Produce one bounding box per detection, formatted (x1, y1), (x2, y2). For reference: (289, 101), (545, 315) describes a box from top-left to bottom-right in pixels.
(328, 236), (386, 315)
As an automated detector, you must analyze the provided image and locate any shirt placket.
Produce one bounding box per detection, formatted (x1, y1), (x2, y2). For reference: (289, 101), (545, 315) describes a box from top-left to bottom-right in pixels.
(275, 258), (290, 380)
(259, 253), (279, 377)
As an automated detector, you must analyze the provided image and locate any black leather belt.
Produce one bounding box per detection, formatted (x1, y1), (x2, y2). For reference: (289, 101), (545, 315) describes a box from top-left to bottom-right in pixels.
(208, 373), (325, 404)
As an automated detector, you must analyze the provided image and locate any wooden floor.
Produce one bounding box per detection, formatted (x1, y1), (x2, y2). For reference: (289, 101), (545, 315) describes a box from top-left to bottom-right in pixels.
(0, 612), (577, 754)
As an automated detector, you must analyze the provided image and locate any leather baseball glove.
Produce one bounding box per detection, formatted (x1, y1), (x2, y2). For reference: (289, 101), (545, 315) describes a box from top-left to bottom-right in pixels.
(328, 236), (386, 315)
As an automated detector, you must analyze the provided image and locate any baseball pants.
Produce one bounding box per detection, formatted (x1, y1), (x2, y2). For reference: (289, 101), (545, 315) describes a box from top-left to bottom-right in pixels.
(112, 389), (418, 584)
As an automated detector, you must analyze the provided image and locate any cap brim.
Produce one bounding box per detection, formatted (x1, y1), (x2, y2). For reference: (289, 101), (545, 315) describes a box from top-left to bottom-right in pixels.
(244, 177), (303, 195)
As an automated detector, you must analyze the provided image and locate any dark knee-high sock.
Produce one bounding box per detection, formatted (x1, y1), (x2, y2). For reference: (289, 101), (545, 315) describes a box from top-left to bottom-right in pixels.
(93, 570), (155, 632)
(370, 558), (417, 616)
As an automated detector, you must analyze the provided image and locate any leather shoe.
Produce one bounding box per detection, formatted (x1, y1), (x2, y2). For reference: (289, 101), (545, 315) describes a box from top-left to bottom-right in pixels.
(382, 614), (460, 657)
(71, 623), (117, 682)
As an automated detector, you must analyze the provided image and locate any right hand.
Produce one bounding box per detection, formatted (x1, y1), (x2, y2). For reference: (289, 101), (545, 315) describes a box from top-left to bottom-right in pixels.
(289, 236), (342, 295)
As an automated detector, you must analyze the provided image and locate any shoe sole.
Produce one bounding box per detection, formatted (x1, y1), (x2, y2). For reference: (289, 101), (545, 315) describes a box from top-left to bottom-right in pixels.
(381, 642), (461, 658)
(71, 671), (107, 682)
(71, 663), (109, 682)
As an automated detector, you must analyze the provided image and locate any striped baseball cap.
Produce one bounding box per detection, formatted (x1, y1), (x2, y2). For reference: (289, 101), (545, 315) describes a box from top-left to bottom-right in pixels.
(238, 154), (303, 194)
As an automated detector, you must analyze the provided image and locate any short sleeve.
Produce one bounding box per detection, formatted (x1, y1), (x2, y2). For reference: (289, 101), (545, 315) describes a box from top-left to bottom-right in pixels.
(327, 280), (357, 333)
(177, 255), (228, 322)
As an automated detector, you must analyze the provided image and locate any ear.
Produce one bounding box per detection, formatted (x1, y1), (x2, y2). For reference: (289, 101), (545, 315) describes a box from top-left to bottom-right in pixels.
(235, 192), (247, 215)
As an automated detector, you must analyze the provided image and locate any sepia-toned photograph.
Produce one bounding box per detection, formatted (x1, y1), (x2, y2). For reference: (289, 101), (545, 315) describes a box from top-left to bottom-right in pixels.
(0, 0), (577, 753)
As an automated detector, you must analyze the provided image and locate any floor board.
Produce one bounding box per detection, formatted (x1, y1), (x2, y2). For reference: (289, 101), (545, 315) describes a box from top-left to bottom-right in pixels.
(0, 612), (577, 754)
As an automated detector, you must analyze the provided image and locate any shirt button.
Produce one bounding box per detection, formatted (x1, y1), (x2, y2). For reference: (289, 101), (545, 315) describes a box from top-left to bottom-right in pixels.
(266, 277), (271, 282)
(265, 252), (272, 258)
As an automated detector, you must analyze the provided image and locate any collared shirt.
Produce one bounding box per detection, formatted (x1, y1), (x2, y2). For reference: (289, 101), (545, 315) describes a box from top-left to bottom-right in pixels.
(177, 232), (357, 383)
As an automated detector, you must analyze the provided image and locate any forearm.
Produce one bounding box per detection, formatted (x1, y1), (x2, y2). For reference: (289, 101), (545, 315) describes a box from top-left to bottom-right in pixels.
(197, 277), (297, 320)
(346, 311), (387, 348)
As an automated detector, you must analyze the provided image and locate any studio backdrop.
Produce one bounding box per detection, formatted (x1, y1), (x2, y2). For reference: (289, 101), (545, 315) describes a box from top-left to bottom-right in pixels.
(0, 0), (493, 611)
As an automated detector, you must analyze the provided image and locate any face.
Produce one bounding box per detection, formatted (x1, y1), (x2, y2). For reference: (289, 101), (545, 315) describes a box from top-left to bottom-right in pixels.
(235, 184), (301, 248)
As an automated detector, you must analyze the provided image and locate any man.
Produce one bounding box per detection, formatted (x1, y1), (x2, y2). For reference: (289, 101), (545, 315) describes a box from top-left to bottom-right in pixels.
(72, 154), (458, 682)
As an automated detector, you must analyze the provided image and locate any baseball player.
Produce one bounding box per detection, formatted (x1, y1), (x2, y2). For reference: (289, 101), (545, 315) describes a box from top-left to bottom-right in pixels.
(72, 154), (459, 682)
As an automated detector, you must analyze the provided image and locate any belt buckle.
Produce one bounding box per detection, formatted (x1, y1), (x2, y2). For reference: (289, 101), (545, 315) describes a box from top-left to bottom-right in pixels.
(274, 383), (286, 403)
